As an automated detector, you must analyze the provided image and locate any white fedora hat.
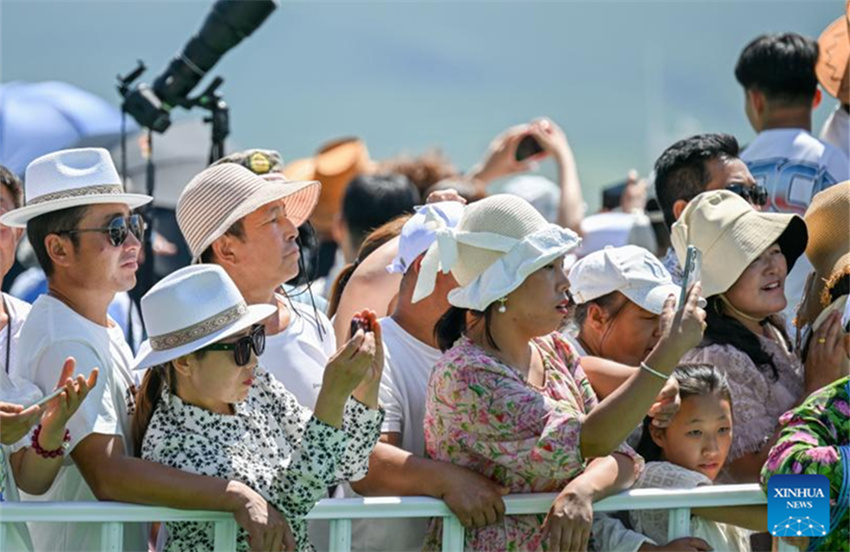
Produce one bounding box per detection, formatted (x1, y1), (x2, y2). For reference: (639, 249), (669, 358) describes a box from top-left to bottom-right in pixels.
(0, 148), (152, 228)
(176, 163), (321, 262)
(133, 264), (276, 370)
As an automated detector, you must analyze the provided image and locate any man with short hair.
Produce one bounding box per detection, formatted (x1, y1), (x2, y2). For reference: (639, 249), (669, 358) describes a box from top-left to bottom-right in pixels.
(348, 201), (511, 551)
(735, 32), (850, 318)
(653, 133), (760, 282)
(3, 149), (292, 552)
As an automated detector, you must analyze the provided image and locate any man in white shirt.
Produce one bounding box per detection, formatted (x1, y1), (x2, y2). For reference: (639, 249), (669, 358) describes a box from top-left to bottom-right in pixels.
(177, 153), (336, 410)
(734, 32), (850, 320)
(349, 202), (511, 551)
(2, 149), (292, 552)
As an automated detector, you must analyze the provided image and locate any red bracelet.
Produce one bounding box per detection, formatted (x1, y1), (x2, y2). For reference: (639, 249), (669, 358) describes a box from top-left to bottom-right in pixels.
(31, 424), (70, 459)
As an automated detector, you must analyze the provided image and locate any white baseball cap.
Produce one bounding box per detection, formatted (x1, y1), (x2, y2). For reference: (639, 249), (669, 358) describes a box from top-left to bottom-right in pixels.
(568, 245), (680, 315)
(386, 201), (465, 275)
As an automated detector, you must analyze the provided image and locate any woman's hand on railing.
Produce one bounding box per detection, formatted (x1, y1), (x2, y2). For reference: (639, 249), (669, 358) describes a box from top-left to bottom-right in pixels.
(639, 537), (712, 551)
(437, 463), (509, 528)
(542, 486), (593, 552)
(227, 481), (295, 552)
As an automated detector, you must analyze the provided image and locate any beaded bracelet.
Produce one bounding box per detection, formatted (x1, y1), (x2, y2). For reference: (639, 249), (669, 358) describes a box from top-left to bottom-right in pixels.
(640, 361), (669, 381)
(31, 424), (71, 459)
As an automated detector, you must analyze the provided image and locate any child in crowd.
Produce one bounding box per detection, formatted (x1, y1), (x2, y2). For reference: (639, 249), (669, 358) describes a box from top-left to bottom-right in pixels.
(633, 364), (767, 551)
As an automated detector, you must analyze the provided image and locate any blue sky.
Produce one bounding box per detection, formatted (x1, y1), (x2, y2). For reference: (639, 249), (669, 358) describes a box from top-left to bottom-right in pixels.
(0, 1), (843, 209)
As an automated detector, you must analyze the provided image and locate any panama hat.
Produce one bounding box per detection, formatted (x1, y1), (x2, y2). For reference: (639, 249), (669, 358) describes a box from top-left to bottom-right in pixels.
(569, 245), (681, 315)
(176, 163), (320, 262)
(133, 264), (276, 370)
(412, 194), (581, 311)
(284, 137), (376, 238)
(671, 190), (807, 298)
(797, 182), (850, 327)
(816, 0), (850, 102)
(0, 148), (152, 228)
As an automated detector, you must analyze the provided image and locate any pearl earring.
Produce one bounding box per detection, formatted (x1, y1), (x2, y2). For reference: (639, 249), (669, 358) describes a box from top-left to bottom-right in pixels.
(497, 297), (507, 313)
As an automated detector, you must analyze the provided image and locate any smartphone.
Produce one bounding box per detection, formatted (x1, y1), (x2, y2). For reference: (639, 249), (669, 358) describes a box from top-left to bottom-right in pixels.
(678, 245), (703, 312)
(350, 315), (371, 338)
(515, 135), (545, 162)
(25, 386), (67, 410)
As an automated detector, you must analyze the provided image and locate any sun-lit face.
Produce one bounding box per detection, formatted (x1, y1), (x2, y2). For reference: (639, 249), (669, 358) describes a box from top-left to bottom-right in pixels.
(581, 294), (663, 366)
(499, 256), (572, 338)
(651, 393), (733, 481)
(723, 243), (788, 319)
(232, 200), (300, 287)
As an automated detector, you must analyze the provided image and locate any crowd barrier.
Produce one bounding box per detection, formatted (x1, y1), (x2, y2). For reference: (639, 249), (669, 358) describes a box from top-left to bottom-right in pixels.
(0, 484), (796, 551)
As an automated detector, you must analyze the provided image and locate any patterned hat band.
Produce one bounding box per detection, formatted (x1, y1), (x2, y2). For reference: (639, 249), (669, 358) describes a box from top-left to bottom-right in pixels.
(27, 184), (124, 206)
(149, 302), (249, 351)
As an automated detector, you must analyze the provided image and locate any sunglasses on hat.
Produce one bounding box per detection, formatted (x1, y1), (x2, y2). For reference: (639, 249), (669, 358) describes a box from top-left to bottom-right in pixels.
(203, 324), (266, 366)
(59, 214), (146, 247)
(727, 184), (768, 207)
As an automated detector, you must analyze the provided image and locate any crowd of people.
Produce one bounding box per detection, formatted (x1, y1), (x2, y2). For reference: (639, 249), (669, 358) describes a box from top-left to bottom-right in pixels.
(0, 17), (848, 552)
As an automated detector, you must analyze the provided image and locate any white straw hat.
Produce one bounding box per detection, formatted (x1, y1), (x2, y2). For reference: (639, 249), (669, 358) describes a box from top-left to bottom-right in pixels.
(387, 201), (465, 275)
(133, 264), (276, 370)
(413, 194), (581, 311)
(0, 148), (152, 228)
(671, 190), (807, 298)
(176, 163), (321, 262)
(569, 245), (681, 315)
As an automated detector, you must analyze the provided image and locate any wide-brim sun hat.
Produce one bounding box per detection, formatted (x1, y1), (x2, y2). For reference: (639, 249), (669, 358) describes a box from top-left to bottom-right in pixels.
(133, 264), (276, 370)
(816, 0), (850, 102)
(412, 194), (581, 311)
(0, 147), (152, 228)
(569, 245), (681, 315)
(386, 201), (466, 275)
(797, 181), (850, 328)
(671, 190), (808, 298)
(176, 163), (321, 262)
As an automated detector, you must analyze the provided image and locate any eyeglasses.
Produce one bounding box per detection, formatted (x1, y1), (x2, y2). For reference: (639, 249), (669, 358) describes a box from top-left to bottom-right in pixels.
(58, 214), (146, 247)
(203, 324), (265, 366)
(727, 184), (768, 207)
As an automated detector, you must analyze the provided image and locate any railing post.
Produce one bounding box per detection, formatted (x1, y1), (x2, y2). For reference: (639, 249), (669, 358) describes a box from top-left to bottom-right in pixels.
(0, 521), (6, 551)
(100, 521), (124, 552)
(213, 519), (238, 552)
(667, 507), (691, 541)
(328, 519), (352, 552)
(441, 515), (464, 552)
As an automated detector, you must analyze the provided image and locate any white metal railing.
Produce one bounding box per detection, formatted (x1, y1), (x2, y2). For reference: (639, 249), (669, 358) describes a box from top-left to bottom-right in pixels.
(0, 484), (794, 551)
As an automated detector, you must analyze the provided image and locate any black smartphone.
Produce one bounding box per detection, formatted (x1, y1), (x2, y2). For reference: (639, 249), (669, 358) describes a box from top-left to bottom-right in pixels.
(515, 135), (545, 162)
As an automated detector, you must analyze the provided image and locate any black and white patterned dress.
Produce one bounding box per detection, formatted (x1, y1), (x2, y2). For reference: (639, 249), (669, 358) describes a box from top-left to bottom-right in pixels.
(141, 367), (383, 551)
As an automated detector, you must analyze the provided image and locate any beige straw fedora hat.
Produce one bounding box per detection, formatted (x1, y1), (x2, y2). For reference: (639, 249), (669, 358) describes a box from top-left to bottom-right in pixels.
(176, 163), (320, 262)
(816, 0), (850, 103)
(412, 194), (581, 311)
(671, 190), (808, 298)
(797, 182), (850, 328)
(133, 264), (275, 370)
(0, 148), (152, 228)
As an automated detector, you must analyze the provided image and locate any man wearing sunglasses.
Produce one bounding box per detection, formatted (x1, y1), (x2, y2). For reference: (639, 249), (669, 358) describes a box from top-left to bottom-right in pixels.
(0, 148), (295, 552)
(653, 133), (763, 284)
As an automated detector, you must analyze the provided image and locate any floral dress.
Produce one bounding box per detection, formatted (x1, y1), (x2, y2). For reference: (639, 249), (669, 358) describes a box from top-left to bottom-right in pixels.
(141, 367), (383, 552)
(761, 377), (849, 552)
(424, 333), (642, 552)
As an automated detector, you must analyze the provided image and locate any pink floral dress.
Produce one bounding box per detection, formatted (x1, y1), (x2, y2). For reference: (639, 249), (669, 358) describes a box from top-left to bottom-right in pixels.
(424, 333), (642, 551)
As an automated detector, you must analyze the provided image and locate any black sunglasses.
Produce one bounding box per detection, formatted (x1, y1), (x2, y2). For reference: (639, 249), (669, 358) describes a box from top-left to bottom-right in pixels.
(59, 214), (146, 247)
(203, 325), (265, 366)
(727, 184), (768, 207)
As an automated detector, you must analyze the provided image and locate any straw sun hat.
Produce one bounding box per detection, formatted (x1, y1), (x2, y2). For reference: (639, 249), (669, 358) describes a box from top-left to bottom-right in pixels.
(796, 181), (850, 328)
(412, 194), (581, 311)
(0, 148), (152, 228)
(816, 0), (850, 103)
(671, 190), (808, 299)
(133, 264), (275, 370)
(176, 163), (320, 262)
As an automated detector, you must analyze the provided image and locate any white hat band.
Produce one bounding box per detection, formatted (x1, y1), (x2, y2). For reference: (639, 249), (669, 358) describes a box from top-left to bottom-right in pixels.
(149, 302), (248, 351)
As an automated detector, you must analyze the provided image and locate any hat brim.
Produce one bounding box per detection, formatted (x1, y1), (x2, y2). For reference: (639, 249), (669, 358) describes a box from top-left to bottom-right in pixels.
(0, 193), (153, 228)
(622, 282), (682, 315)
(133, 303), (276, 371)
(190, 179), (321, 262)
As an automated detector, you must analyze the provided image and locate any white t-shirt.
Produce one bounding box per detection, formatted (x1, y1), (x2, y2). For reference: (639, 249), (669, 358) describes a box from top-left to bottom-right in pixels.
(349, 317), (443, 552)
(819, 104), (849, 155)
(742, 128), (850, 323)
(260, 297), (336, 409)
(0, 294), (31, 377)
(11, 295), (145, 552)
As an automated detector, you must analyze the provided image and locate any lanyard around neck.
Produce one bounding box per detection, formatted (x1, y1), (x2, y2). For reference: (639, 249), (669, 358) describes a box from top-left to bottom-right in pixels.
(2, 294), (10, 374)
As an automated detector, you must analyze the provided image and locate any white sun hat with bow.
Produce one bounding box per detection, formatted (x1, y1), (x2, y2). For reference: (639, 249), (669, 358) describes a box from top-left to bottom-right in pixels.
(412, 194), (581, 311)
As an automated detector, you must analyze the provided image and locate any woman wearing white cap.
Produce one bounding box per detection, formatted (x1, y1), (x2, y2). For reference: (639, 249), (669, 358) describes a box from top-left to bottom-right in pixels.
(132, 264), (384, 552)
(672, 190), (846, 483)
(416, 195), (706, 552)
